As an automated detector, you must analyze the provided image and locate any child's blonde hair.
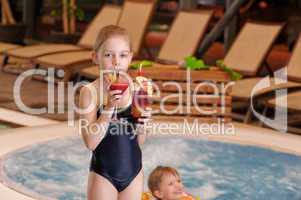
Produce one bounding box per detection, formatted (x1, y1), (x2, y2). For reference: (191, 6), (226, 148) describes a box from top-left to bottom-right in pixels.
(148, 166), (180, 199)
(93, 25), (132, 52)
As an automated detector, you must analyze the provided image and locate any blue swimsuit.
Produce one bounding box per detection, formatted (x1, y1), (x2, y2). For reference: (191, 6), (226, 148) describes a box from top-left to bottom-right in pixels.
(89, 104), (142, 192)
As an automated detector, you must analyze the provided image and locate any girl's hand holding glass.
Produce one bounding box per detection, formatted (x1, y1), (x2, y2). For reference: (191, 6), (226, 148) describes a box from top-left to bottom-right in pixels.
(106, 70), (129, 121)
(137, 107), (152, 124)
(105, 71), (121, 109)
(106, 88), (122, 109)
(136, 107), (152, 135)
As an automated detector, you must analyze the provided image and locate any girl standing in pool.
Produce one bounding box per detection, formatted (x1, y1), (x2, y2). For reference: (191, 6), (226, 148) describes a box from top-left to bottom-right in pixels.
(79, 25), (152, 200)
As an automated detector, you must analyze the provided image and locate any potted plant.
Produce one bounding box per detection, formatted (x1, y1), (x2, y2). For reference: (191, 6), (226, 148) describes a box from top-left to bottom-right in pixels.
(49, 0), (84, 44)
(0, 0), (26, 44)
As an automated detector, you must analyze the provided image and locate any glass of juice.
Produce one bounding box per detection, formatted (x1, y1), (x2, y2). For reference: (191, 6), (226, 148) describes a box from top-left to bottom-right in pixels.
(109, 70), (129, 121)
(131, 79), (152, 123)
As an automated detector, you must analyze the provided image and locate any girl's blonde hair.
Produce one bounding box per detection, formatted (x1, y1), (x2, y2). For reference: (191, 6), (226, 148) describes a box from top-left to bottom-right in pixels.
(148, 166), (180, 198)
(93, 25), (132, 52)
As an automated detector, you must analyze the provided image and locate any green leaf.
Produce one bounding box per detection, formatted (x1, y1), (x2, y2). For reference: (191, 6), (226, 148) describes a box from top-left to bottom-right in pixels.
(130, 60), (153, 69)
(216, 60), (243, 81)
(184, 56), (209, 70)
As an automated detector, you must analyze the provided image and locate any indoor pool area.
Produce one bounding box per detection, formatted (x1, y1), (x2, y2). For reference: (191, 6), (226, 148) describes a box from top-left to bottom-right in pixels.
(0, 121), (301, 200)
(1, 1), (301, 200)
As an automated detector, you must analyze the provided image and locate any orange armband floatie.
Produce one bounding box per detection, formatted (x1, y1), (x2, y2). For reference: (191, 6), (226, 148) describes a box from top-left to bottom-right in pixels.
(142, 192), (153, 200)
(142, 192), (198, 200)
(181, 192), (197, 200)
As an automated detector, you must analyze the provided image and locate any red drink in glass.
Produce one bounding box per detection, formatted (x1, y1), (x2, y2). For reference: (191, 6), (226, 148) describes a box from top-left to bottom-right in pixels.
(109, 82), (129, 122)
(132, 88), (151, 120)
(132, 64), (152, 122)
(109, 82), (129, 94)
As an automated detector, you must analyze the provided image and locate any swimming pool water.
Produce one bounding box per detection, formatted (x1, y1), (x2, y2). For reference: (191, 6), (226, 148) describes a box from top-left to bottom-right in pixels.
(1, 136), (301, 200)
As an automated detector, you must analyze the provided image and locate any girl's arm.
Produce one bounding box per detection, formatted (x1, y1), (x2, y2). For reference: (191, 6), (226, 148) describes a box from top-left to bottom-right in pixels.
(135, 107), (152, 147)
(79, 85), (114, 151)
(137, 128), (147, 147)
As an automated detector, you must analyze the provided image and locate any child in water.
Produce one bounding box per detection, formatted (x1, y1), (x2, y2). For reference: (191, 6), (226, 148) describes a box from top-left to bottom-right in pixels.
(145, 166), (197, 200)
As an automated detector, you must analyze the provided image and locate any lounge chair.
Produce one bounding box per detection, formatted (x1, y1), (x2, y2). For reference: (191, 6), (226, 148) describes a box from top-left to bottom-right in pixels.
(1, 5), (121, 74)
(0, 42), (21, 66)
(265, 91), (301, 133)
(230, 31), (301, 124)
(0, 42), (21, 53)
(218, 22), (289, 122)
(156, 10), (212, 64)
(31, 0), (156, 83)
(79, 10), (213, 80)
(260, 34), (301, 133)
(224, 22), (283, 77)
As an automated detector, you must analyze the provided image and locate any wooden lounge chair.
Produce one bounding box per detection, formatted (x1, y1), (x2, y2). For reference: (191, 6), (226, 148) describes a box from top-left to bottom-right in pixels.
(156, 10), (212, 64)
(261, 34), (301, 133)
(0, 42), (21, 66)
(265, 90), (301, 133)
(117, 0), (156, 56)
(31, 0), (156, 83)
(79, 10), (213, 80)
(1, 5), (121, 74)
(0, 42), (21, 53)
(224, 22), (283, 77)
(217, 22), (288, 122)
(230, 30), (301, 123)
